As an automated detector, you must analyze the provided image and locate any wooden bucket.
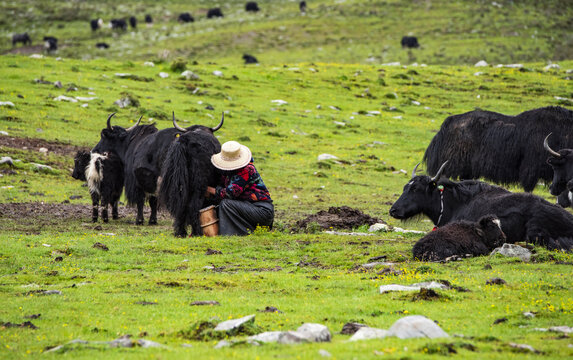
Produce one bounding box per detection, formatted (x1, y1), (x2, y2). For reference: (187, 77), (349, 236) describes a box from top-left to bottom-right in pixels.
(199, 205), (219, 237)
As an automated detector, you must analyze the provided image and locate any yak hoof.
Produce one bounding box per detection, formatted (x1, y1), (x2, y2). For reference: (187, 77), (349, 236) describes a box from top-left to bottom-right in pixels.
(174, 231), (187, 238)
(148, 220), (158, 225)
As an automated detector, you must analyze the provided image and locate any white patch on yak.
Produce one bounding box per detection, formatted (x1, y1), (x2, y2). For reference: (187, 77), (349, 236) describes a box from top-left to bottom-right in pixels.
(492, 218), (502, 229)
(86, 153), (107, 196)
(569, 191), (573, 204)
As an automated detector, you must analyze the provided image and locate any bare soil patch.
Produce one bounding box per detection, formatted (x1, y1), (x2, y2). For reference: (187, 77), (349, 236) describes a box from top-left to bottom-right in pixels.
(0, 135), (87, 158)
(295, 206), (384, 231)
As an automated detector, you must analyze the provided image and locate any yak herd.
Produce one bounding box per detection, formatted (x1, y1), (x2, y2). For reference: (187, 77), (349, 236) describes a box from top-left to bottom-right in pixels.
(71, 106), (573, 261)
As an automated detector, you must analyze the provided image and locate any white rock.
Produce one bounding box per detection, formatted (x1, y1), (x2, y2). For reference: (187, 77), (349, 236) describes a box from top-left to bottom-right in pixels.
(32, 163), (54, 172)
(159, 72), (169, 78)
(29, 54), (44, 59)
(380, 281), (448, 294)
(329, 106), (341, 111)
(474, 72), (484, 76)
(318, 349), (332, 357)
(213, 70), (223, 77)
(362, 262), (395, 268)
(248, 331), (284, 343)
(75, 97), (97, 102)
(137, 339), (166, 348)
(0, 101), (15, 107)
(82, 104), (89, 108)
(0, 131), (8, 136)
(349, 327), (389, 341)
(392, 227), (426, 234)
(181, 70), (200, 80)
(367, 111), (381, 115)
(368, 223), (389, 232)
(277, 331), (309, 344)
(214, 314), (255, 332)
(271, 99), (288, 106)
(411, 100), (421, 106)
(544, 63), (560, 70)
(388, 315), (449, 339)
(333, 121), (346, 126)
(214, 340), (233, 349)
(295, 323), (331, 342)
(143, 61), (155, 67)
(0, 157), (14, 166)
(495, 63), (523, 68)
(475, 60), (488, 67)
(39, 147), (48, 153)
(490, 243), (531, 262)
(54, 95), (78, 102)
(317, 154), (338, 161)
(381, 62), (401, 66)
(523, 312), (535, 318)
(549, 326), (573, 334)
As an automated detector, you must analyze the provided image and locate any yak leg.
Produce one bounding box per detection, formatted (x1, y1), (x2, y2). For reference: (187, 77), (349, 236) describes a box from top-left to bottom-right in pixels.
(188, 193), (205, 237)
(135, 196), (145, 225)
(148, 196), (158, 225)
(101, 201), (109, 223)
(112, 200), (119, 220)
(173, 213), (188, 238)
(91, 192), (100, 222)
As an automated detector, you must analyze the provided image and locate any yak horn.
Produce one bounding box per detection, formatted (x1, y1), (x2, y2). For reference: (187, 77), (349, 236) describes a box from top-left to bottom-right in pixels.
(106, 113), (116, 130)
(126, 115), (142, 131)
(172, 112), (188, 133)
(212, 112), (224, 132)
(544, 133), (561, 158)
(430, 161), (449, 182)
(411, 163), (421, 178)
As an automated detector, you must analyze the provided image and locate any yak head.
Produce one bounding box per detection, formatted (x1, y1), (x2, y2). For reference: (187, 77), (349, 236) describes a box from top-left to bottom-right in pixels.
(544, 134), (573, 196)
(92, 113), (142, 156)
(476, 214), (506, 248)
(172, 112), (224, 136)
(389, 161), (448, 221)
(72, 150), (91, 181)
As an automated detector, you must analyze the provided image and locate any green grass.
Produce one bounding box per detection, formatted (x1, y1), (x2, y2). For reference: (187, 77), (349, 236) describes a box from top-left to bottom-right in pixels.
(1, 0), (573, 358)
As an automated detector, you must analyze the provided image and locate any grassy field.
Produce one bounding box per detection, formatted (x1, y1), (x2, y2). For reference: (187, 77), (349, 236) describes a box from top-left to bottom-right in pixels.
(1, 0), (573, 359)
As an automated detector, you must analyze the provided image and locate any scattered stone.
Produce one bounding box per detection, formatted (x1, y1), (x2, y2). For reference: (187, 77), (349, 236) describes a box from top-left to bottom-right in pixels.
(496, 63), (523, 68)
(271, 99), (288, 106)
(0, 101), (15, 107)
(277, 331), (309, 344)
(212, 70), (223, 77)
(135, 301), (157, 305)
(388, 315), (449, 339)
(258, 306), (282, 313)
(0, 131), (8, 136)
(75, 96), (97, 102)
(92, 242), (109, 251)
(549, 326), (573, 334)
(53, 95), (78, 102)
(377, 266), (403, 276)
(523, 312), (535, 319)
(368, 223), (390, 232)
(544, 63), (560, 71)
(490, 243), (531, 262)
(349, 327), (389, 341)
(29, 54), (44, 59)
(1, 321), (37, 329)
(508, 342), (540, 353)
(362, 261), (396, 268)
(249, 331), (283, 343)
(159, 72), (169, 78)
(380, 281), (449, 294)
(205, 248), (222, 255)
(190, 300), (220, 306)
(493, 318), (508, 325)
(214, 339), (233, 349)
(214, 315), (255, 333)
(318, 349), (332, 357)
(42, 290), (62, 295)
(392, 227), (426, 234)
(412, 288), (441, 301)
(340, 322), (367, 335)
(486, 277), (506, 286)
(475, 60), (488, 67)
(295, 323), (331, 342)
(0, 157), (14, 167)
(329, 105), (341, 111)
(317, 154), (338, 161)
(143, 62), (155, 67)
(181, 70), (200, 80)
(114, 97), (132, 108)
(24, 314), (41, 319)
(54, 81), (63, 88)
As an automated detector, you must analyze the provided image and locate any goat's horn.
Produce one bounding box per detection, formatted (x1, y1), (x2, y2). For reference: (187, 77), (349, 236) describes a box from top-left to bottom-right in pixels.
(544, 133), (561, 158)
(430, 161), (449, 182)
(172, 112), (187, 133)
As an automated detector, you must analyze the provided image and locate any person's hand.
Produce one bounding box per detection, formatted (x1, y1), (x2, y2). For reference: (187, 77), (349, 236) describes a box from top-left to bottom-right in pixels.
(205, 186), (216, 198)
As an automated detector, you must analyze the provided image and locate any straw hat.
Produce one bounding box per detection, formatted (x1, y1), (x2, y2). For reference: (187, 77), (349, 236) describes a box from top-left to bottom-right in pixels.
(211, 141), (252, 171)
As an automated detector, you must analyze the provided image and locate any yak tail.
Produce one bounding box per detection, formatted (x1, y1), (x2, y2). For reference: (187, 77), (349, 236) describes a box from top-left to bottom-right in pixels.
(86, 153), (106, 196)
(159, 140), (190, 217)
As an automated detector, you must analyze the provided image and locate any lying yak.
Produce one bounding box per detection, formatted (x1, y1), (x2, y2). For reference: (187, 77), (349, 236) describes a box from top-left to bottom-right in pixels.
(390, 162), (573, 251)
(413, 215), (506, 261)
(159, 113), (223, 237)
(544, 134), (573, 204)
(72, 150), (124, 223)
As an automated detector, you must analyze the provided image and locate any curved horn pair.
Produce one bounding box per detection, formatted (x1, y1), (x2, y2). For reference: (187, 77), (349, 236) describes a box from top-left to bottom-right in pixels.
(172, 112), (225, 133)
(411, 160), (448, 182)
(544, 133), (561, 158)
(106, 113), (142, 131)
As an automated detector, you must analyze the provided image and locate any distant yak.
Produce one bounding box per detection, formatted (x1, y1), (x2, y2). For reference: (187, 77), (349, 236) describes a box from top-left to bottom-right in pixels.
(246, 2), (260, 12)
(242, 54), (258, 64)
(12, 33), (31, 47)
(401, 36), (420, 48)
(129, 16), (137, 29)
(207, 8), (224, 18)
(178, 13), (194, 23)
(96, 42), (110, 49)
(43, 36), (58, 52)
(90, 18), (103, 32)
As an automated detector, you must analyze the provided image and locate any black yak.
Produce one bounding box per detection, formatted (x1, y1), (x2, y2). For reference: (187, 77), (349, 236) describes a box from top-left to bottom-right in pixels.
(242, 54), (258, 64)
(72, 151), (124, 223)
(246, 2), (260, 12)
(207, 8), (224, 18)
(413, 215), (506, 261)
(129, 16), (137, 29)
(43, 36), (58, 52)
(91, 113), (159, 225)
(12, 33), (32, 46)
(110, 19), (127, 31)
(389, 162), (573, 251)
(96, 42), (110, 49)
(90, 19), (103, 32)
(299, 1), (307, 13)
(145, 14), (153, 24)
(159, 113), (224, 237)
(178, 13), (194, 23)
(401, 36), (420, 48)
(544, 134), (573, 203)
(423, 106), (573, 203)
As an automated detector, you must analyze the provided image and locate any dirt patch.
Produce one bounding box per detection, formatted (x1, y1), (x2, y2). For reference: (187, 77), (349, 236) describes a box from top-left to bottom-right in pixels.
(0, 135), (88, 158)
(294, 206), (384, 231)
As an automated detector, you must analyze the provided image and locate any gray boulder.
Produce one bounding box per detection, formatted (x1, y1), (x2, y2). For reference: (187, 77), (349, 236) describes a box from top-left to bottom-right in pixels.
(388, 315), (449, 339)
(490, 243), (531, 262)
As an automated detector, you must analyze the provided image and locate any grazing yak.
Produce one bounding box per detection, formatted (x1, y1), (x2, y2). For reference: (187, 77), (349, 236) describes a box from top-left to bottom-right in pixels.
(389, 162), (573, 251)
(145, 14), (153, 24)
(72, 151), (124, 223)
(43, 36), (58, 52)
(299, 1), (307, 13)
(91, 113), (160, 225)
(129, 16), (137, 29)
(178, 13), (194, 23)
(159, 113), (224, 237)
(423, 106), (573, 204)
(207, 8), (224, 18)
(110, 19), (127, 31)
(246, 2), (260, 12)
(12, 33), (32, 46)
(401, 36), (419, 48)
(544, 134), (573, 204)
(96, 42), (110, 49)
(242, 54), (258, 64)
(90, 18), (103, 32)
(413, 215), (506, 261)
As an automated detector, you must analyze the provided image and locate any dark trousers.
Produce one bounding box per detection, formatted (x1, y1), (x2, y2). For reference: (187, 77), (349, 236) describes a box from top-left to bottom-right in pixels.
(218, 199), (274, 236)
